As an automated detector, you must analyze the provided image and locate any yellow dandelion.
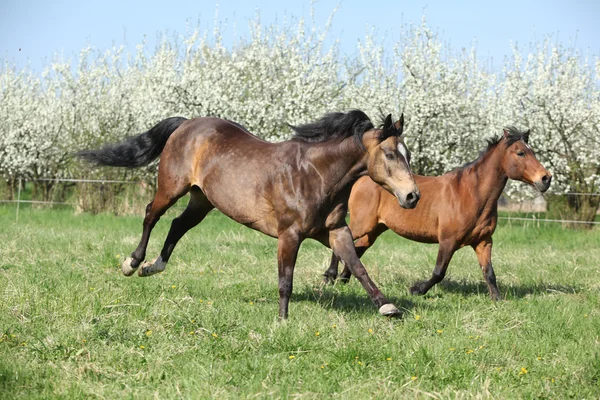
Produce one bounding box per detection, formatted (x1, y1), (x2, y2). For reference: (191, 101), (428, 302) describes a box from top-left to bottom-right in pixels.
(465, 349), (474, 354)
(449, 347), (455, 351)
(357, 361), (363, 366)
(82, 339), (86, 343)
(386, 357), (392, 361)
(584, 314), (589, 318)
(189, 331), (195, 335)
(411, 376), (418, 381)
(436, 329), (443, 334)
(551, 378), (555, 383)
(537, 356), (541, 361)
(415, 315), (421, 320)
(20, 342), (27, 347)
(249, 301), (254, 305)
(146, 330), (152, 337)
(315, 331), (320, 337)
(139, 345), (145, 349)
(212, 333), (218, 338)
(320, 365), (325, 369)
(199, 299), (203, 303)
(519, 367), (528, 375)
(368, 328), (373, 334)
(289, 355), (295, 359)
(171, 285), (177, 289)
(191, 319), (195, 323)
(332, 324), (337, 329)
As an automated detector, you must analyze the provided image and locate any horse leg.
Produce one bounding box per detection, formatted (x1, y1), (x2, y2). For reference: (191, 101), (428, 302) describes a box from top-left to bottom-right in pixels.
(323, 253), (341, 284)
(329, 226), (400, 317)
(337, 224), (388, 283)
(138, 187), (214, 277)
(472, 238), (501, 301)
(122, 188), (182, 276)
(277, 231), (301, 320)
(409, 241), (455, 295)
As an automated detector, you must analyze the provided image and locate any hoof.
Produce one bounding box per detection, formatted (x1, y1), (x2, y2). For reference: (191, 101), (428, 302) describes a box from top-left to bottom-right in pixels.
(138, 257), (166, 277)
(409, 284), (425, 296)
(323, 273), (337, 285)
(122, 257), (139, 277)
(379, 303), (402, 318)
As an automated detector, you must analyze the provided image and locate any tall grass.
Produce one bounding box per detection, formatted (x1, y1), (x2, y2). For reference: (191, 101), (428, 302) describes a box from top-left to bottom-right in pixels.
(1, 206), (599, 398)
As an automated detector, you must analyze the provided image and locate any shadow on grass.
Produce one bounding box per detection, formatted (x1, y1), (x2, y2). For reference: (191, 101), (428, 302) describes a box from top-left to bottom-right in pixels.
(291, 284), (417, 317)
(437, 279), (582, 299)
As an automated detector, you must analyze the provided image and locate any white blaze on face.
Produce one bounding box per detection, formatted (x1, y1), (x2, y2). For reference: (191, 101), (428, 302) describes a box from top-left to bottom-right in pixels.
(397, 141), (409, 162)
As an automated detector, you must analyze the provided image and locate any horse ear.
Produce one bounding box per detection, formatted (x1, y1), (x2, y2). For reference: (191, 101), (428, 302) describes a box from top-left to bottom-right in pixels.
(503, 128), (510, 138)
(384, 114), (393, 131)
(523, 129), (530, 143)
(394, 113), (404, 135)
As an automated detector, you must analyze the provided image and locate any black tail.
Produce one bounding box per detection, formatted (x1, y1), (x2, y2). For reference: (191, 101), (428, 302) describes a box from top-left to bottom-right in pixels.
(77, 117), (188, 168)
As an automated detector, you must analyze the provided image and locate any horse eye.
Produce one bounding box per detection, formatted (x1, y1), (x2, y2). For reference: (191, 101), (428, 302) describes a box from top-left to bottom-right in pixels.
(516, 150), (525, 157)
(385, 153), (395, 160)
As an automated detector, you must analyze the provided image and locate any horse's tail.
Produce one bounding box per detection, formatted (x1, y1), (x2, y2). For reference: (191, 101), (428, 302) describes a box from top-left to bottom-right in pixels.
(77, 117), (188, 168)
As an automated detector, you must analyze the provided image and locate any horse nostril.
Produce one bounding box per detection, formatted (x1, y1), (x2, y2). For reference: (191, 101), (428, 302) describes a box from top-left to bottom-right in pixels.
(542, 175), (550, 184)
(406, 191), (420, 206)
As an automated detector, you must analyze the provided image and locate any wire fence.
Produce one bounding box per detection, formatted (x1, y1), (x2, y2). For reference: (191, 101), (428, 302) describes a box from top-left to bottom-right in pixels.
(2, 178), (599, 226)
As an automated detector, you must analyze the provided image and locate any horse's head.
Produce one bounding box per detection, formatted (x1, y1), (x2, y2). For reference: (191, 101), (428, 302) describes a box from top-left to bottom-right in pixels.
(364, 114), (420, 209)
(500, 128), (552, 192)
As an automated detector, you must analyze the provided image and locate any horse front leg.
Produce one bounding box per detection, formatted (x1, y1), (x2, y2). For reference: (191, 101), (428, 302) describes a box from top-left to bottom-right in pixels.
(473, 238), (501, 301)
(337, 223), (388, 283)
(329, 226), (400, 317)
(410, 240), (455, 296)
(277, 231), (301, 320)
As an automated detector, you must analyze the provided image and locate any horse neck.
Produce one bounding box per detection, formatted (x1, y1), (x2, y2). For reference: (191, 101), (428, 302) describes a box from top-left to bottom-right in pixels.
(307, 138), (367, 198)
(463, 144), (508, 210)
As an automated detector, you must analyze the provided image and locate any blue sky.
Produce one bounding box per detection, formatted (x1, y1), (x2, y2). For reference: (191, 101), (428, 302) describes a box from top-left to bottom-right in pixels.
(2, 0), (599, 73)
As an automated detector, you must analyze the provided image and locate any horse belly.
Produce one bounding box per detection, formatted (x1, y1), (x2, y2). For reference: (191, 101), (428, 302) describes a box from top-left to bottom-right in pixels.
(199, 167), (279, 238)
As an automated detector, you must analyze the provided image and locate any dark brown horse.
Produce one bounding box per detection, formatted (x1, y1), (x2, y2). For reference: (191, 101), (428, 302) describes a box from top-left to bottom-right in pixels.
(78, 111), (420, 319)
(323, 127), (551, 300)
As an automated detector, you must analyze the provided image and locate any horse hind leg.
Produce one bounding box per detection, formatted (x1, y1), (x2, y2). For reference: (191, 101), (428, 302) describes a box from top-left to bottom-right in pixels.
(122, 192), (179, 276)
(138, 187), (214, 277)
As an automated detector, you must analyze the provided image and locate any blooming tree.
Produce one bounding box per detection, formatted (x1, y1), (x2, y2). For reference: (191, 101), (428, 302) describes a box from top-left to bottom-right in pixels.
(495, 40), (600, 223)
(0, 10), (598, 222)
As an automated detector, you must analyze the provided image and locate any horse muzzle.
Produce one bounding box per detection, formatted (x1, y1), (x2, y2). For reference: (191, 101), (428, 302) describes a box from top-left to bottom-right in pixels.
(397, 189), (421, 209)
(534, 174), (552, 192)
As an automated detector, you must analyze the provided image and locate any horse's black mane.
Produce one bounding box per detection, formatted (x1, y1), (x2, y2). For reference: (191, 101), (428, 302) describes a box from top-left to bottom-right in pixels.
(289, 110), (375, 149)
(484, 126), (528, 150)
(460, 126), (529, 169)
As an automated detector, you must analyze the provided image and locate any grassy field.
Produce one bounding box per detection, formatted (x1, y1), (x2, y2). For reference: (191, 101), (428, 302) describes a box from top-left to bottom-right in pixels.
(0, 205), (599, 399)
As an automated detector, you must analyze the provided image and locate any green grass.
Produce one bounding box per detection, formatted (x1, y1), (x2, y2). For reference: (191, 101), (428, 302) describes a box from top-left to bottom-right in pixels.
(1, 205), (599, 399)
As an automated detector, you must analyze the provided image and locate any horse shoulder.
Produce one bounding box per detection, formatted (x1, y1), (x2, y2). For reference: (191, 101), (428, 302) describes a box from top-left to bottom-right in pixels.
(347, 176), (383, 238)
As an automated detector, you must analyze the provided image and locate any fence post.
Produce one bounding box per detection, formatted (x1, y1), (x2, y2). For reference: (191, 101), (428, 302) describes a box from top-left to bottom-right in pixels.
(16, 178), (22, 223)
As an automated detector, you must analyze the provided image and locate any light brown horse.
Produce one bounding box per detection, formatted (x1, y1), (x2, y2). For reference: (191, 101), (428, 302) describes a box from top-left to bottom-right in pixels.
(78, 111), (420, 319)
(323, 128), (551, 300)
